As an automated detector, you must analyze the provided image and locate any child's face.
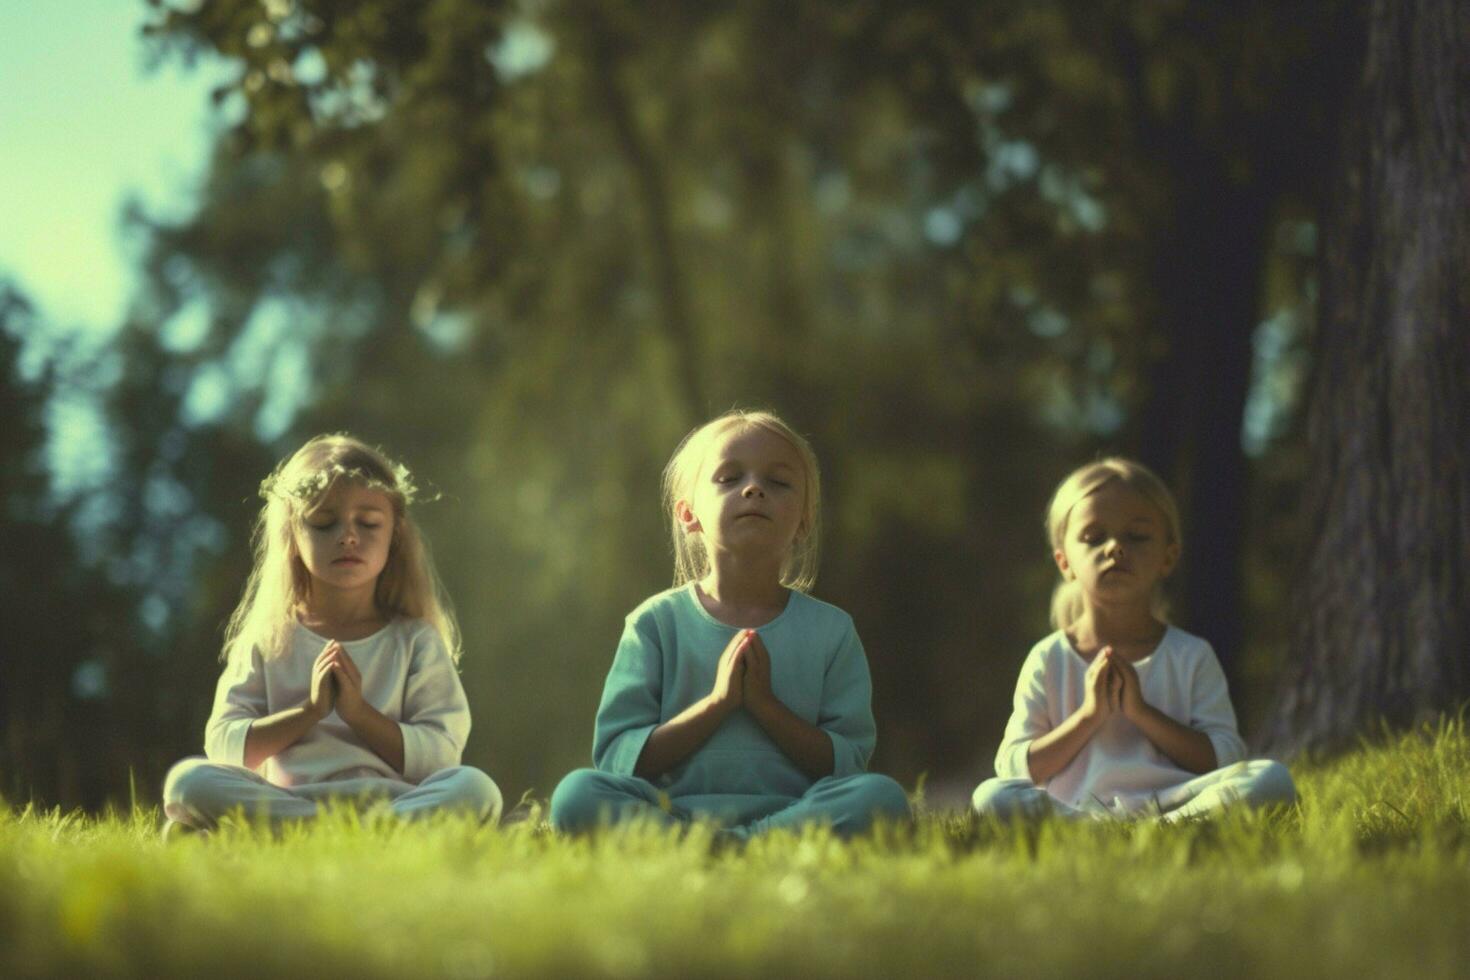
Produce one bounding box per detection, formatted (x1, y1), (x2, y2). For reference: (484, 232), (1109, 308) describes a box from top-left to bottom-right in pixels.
(678, 425), (807, 567)
(1054, 480), (1178, 611)
(294, 481), (396, 597)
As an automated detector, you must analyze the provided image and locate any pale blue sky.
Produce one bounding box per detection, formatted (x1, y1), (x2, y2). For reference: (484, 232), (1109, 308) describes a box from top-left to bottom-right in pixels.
(0, 1), (227, 335)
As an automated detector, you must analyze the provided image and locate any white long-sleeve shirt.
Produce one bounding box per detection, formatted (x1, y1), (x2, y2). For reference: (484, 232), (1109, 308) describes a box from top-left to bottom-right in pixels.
(993, 627), (1247, 814)
(204, 619), (471, 786)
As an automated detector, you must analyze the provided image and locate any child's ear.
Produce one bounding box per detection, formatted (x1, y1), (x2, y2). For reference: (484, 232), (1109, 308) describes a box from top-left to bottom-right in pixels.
(675, 500), (701, 534)
(1053, 548), (1074, 580)
(1161, 540), (1180, 577)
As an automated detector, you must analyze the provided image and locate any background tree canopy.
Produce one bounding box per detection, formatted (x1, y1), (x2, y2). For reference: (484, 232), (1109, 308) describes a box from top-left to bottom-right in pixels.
(6, 0), (1462, 810)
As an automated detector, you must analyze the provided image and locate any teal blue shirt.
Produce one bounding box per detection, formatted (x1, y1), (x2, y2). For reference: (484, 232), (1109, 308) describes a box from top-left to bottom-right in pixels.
(592, 584), (878, 808)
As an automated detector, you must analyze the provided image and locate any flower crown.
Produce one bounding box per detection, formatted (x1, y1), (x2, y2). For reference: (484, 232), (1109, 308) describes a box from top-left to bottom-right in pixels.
(259, 460), (427, 508)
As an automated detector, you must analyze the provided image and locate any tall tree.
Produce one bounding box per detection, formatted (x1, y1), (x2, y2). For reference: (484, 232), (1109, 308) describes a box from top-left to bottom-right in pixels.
(14, 1), (1350, 807)
(1263, 0), (1470, 753)
(852, 2), (1350, 686)
(0, 285), (162, 808)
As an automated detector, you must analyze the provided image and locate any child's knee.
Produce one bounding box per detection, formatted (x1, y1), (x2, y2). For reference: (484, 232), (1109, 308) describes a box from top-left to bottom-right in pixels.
(162, 757), (227, 822)
(549, 768), (606, 831)
(855, 774), (911, 822)
(1244, 760), (1296, 806)
(971, 778), (1038, 818)
(163, 757), (213, 807)
(447, 767), (502, 823)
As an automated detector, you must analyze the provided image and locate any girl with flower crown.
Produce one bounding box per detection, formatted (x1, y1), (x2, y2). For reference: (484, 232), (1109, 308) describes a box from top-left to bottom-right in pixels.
(162, 434), (500, 834)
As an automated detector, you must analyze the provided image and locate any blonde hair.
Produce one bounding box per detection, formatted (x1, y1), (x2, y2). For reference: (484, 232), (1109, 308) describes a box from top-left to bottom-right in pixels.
(221, 433), (461, 664)
(661, 409), (822, 593)
(1045, 456), (1182, 630)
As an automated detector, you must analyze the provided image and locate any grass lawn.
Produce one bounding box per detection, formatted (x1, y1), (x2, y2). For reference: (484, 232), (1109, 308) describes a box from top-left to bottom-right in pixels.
(4, 722), (1469, 979)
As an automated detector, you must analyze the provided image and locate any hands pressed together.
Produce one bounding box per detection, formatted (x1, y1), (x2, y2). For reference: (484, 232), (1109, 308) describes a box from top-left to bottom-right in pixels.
(1029, 643), (1218, 781)
(1081, 646), (1147, 724)
(638, 626), (834, 781)
(710, 629), (777, 716)
(700, 627), (833, 781)
(300, 639), (406, 773)
(245, 637), (401, 773)
(308, 640), (368, 724)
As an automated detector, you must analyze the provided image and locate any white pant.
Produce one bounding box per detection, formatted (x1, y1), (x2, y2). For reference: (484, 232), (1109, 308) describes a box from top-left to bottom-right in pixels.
(972, 759), (1296, 822)
(163, 757), (502, 828)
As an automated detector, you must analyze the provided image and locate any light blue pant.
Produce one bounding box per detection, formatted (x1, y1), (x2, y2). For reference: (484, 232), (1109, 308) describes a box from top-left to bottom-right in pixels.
(972, 759), (1297, 822)
(163, 758), (502, 828)
(550, 768), (911, 838)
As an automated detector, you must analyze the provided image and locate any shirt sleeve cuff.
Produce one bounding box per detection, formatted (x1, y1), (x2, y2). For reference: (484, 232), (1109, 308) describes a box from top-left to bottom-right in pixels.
(995, 741), (1035, 782)
(207, 718), (254, 769)
(1207, 730), (1246, 769)
(601, 725), (658, 777)
(826, 730), (866, 778)
(400, 722), (458, 783)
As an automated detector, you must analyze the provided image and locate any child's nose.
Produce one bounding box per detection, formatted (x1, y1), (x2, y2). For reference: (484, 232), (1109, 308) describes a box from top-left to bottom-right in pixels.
(742, 482), (765, 498)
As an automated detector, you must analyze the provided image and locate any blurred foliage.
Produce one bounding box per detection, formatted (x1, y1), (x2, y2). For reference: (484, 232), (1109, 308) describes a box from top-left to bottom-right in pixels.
(3, 0), (1344, 807)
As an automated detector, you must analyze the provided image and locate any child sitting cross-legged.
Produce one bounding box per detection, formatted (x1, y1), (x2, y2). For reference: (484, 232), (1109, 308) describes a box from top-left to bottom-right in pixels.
(973, 458), (1296, 822)
(551, 410), (910, 838)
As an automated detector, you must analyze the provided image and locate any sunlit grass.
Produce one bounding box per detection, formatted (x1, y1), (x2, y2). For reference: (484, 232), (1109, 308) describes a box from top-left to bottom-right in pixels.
(4, 720), (1469, 978)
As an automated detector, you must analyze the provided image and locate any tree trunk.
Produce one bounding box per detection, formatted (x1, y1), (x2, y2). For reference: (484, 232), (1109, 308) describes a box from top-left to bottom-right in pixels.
(1261, 0), (1470, 755)
(1138, 173), (1271, 690)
